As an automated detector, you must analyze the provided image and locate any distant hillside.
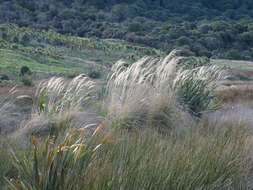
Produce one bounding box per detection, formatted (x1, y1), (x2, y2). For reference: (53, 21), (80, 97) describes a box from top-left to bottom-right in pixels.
(1, 0), (253, 59)
(0, 24), (161, 77)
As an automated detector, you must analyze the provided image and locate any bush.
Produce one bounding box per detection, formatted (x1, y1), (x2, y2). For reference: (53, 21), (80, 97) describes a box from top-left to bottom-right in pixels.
(0, 74), (9, 81)
(174, 77), (216, 117)
(179, 56), (210, 70)
(127, 22), (144, 33)
(20, 66), (32, 76)
(20, 75), (33, 86)
(87, 70), (101, 79)
(225, 49), (243, 60)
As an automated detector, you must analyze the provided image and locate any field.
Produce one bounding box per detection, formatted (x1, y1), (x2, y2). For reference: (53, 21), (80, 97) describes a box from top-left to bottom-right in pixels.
(1, 25), (253, 190)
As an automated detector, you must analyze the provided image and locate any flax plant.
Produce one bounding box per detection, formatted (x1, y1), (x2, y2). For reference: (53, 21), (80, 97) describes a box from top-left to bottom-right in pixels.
(6, 123), (112, 190)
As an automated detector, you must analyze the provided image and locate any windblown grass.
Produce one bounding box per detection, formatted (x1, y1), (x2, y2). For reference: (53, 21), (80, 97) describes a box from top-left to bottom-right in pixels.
(1, 51), (252, 190)
(105, 50), (229, 128)
(4, 123), (253, 190)
(105, 50), (180, 129)
(34, 74), (96, 114)
(13, 74), (97, 138)
(83, 126), (251, 190)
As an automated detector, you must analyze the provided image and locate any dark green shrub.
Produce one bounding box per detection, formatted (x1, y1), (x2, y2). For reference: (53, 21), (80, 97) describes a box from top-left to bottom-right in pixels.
(173, 66), (221, 117)
(225, 49), (242, 60)
(1, 32), (7, 40)
(180, 56), (210, 70)
(88, 70), (101, 79)
(0, 74), (9, 81)
(21, 33), (30, 45)
(127, 22), (144, 33)
(176, 36), (191, 46)
(12, 36), (19, 43)
(20, 66), (32, 76)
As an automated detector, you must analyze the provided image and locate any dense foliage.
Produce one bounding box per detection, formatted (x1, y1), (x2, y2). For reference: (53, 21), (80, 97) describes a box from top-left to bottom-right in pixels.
(1, 0), (253, 59)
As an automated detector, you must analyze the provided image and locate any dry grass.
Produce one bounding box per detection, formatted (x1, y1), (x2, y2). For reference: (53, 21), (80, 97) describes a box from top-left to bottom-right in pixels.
(11, 74), (99, 140)
(105, 50), (181, 129)
(217, 85), (253, 105)
(105, 50), (229, 127)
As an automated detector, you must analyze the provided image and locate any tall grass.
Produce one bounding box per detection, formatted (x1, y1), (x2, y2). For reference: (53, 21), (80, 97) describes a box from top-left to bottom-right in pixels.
(2, 51), (251, 190)
(83, 126), (251, 190)
(105, 50), (228, 128)
(105, 50), (180, 129)
(34, 74), (96, 115)
(5, 124), (253, 190)
(12, 74), (97, 139)
(6, 123), (112, 190)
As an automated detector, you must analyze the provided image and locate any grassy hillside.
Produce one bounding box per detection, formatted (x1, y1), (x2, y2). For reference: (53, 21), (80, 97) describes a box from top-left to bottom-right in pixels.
(1, 0), (253, 59)
(0, 24), (161, 78)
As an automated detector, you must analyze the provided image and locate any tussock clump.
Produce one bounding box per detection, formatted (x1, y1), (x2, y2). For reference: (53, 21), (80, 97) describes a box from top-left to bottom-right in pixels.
(105, 50), (228, 129)
(105, 50), (181, 129)
(34, 74), (96, 115)
(14, 75), (97, 138)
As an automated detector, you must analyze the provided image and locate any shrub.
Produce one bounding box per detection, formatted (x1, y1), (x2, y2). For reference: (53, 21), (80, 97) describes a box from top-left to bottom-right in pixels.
(21, 33), (30, 45)
(20, 66), (32, 76)
(179, 56), (210, 70)
(20, 75), (33, 86)
(225, 49), (243, 60)
(127, 22), (144, 33)
(87, 70), (101, 79)
(0, 74), (9, 81)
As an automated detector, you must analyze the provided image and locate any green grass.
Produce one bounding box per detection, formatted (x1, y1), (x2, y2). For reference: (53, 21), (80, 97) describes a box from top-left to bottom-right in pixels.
(3, 126), (251, 190)
(0, 49), (75, 75)
(0, 24), (163, 78)
(212, 59), (253, 71)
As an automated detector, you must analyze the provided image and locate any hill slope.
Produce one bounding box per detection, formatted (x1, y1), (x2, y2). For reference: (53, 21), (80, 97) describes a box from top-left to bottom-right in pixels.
(1, 0), (253, 59)
(0, 24), (161, 78)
